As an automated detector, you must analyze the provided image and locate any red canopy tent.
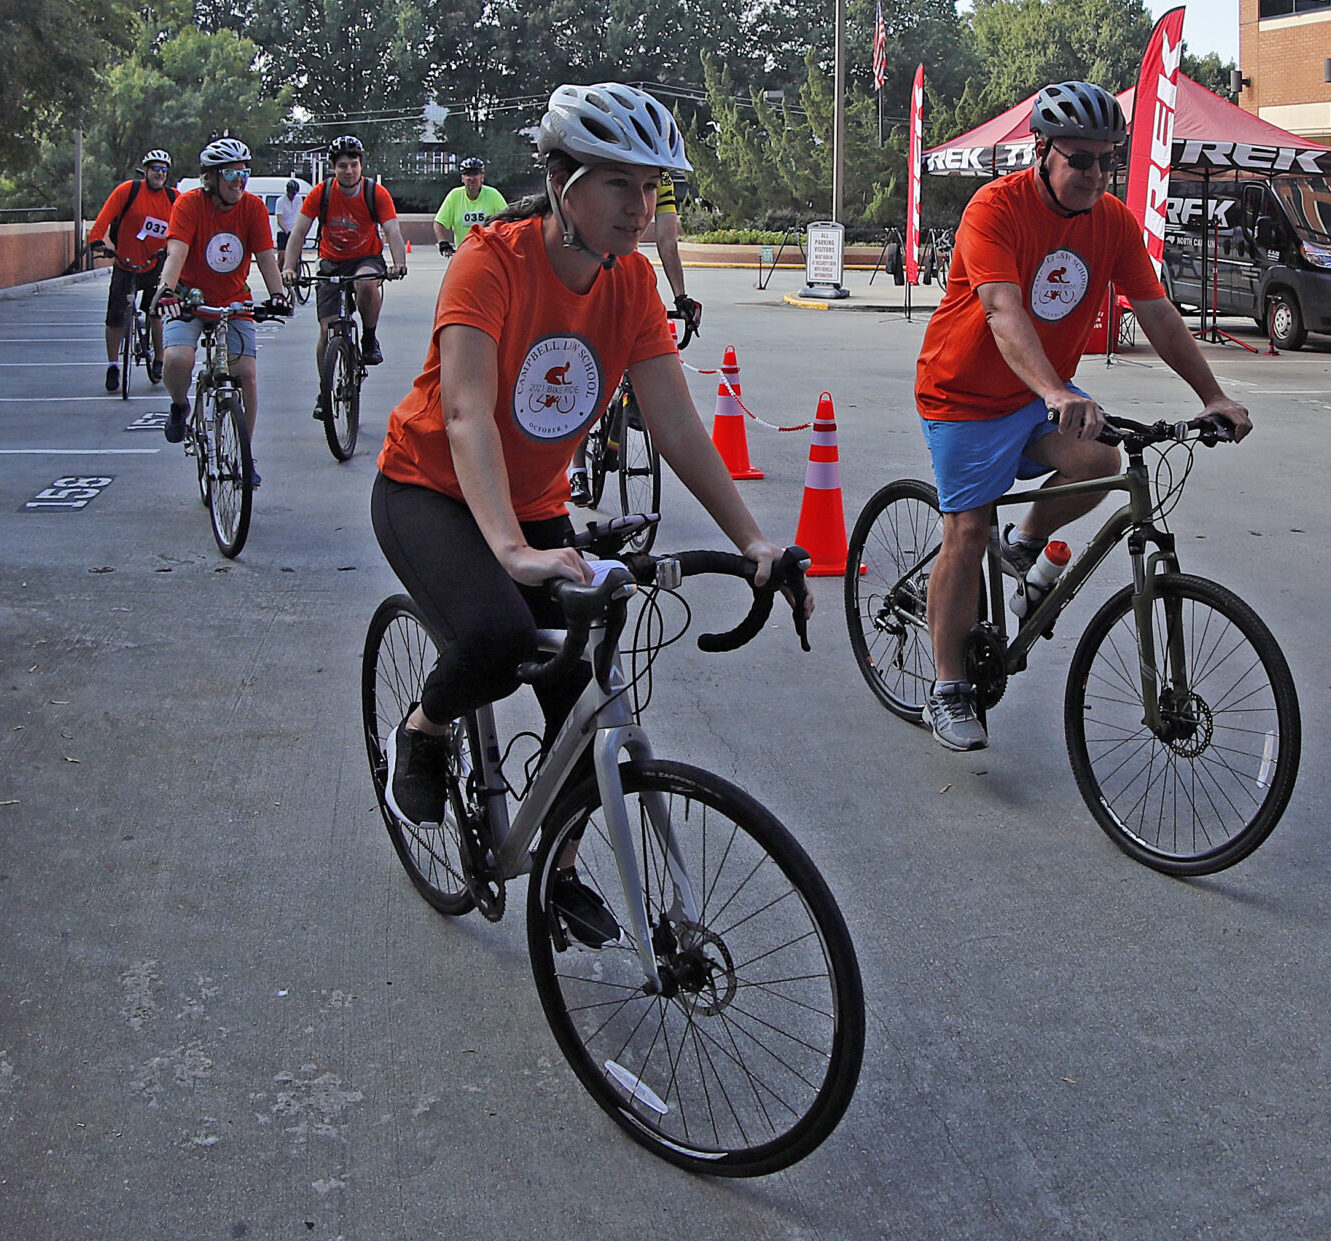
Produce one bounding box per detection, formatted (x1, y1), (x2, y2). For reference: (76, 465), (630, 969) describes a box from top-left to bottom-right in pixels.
(926, 75), (1331, 178)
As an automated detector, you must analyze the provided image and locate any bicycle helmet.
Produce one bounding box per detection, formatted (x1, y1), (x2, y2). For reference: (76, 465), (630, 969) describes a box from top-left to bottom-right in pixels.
(286, 179), (299, 195)
(200, 138), (251, 168)
(1030, 81), (1127, 144)
(328, 135), (366, 161)
(459, 157), (485, 174)
(141, 149), (172, 168)
(537, 83), (691, 173)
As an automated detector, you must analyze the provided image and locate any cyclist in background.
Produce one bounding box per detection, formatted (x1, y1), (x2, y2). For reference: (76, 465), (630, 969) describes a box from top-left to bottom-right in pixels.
(274, 178), (304, 253)
(566, 171), (701, 505)
(432, 157), (507, 255)
(87, 150), (176, 390)
(281, 135), (407, 380)
(371, 83), (810, 937)
(151, 138), (290, 482)
(913, 80), (1250, 753)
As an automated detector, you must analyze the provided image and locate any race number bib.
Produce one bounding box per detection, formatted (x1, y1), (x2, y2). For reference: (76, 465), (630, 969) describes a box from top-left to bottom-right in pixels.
(137, 215), (169, 242)
(1030, 249), (1090, 322)
(512, 336), (602, 440)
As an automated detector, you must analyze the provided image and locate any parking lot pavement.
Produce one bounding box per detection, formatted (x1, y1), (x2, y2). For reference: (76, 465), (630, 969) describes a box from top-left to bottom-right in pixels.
(2, 260), (1330, 1240)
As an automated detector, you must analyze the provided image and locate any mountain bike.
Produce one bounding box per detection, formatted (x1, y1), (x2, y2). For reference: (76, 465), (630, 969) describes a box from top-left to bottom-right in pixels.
(290, 247), (315, 306)
(582, 310), (697, 553)
(114, 257), (161, 400)
(295, 270), (395, 461)
(844, 414), (1300, 876)
(921, 229), (952, 292)
(177, 297), (289, 557)
(362, 517), (864, 1175)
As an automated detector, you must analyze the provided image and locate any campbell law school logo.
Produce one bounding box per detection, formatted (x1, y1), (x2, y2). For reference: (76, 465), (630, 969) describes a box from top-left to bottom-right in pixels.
(513, 335), (602, 440)
(205, 232), (245, 273)
(1030, 248), (1090, 322)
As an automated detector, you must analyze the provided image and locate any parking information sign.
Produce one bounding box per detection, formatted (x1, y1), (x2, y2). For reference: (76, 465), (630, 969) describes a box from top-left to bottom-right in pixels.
(802, 221), (848, 299)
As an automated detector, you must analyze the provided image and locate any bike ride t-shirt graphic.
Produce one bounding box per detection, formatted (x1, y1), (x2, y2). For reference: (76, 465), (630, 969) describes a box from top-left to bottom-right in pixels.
(513, 337), (602, 440)
(167, 189), (275, 307)
(87, 180), (178, 268)
(916, 167), (1164, 421)
(301, 181), (397, 262)
(379, 215), (675, 521)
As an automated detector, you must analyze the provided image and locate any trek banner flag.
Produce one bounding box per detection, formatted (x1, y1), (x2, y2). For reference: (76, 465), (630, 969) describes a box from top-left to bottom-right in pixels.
(873, 3), (886, 91)
(1125, 6), (1186, 275)
(906, 64), (924, 284)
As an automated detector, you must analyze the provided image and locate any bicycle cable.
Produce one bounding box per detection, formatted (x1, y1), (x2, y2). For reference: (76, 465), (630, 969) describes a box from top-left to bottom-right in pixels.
(1150, 437), (1198, 524)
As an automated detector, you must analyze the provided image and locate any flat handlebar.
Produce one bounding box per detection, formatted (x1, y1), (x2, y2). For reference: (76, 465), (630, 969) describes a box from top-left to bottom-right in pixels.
(1097, 413), (1236, 448)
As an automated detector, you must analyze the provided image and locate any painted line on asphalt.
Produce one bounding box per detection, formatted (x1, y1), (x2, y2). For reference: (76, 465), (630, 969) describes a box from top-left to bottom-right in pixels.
(0, 361), (108, 366)
(0, 395), (160, 402)
(1, 448), (161, 455)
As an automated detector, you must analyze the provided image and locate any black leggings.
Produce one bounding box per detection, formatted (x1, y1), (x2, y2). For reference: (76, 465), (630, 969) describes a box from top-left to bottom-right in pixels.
(371, 473), (588, 737)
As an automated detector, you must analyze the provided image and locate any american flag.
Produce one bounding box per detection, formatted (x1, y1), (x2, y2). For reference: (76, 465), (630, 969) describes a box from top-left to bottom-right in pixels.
(872, 3), (887, 91)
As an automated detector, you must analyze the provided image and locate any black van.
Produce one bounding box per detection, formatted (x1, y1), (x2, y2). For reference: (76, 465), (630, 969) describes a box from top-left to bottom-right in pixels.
(1162, 173), (1331, 349)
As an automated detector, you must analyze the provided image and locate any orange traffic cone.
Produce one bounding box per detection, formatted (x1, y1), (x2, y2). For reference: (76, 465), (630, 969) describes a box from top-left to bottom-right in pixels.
(710, 345), (763, 480)
(405, 239), (412, 254)
(793, 392), (853, 576)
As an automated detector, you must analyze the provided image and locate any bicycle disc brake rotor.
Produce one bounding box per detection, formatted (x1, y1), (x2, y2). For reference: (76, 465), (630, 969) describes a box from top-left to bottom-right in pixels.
(1157, 687), (1213, 757)
(658, 920), (737, 1017)
(965, 623), (1007, 710)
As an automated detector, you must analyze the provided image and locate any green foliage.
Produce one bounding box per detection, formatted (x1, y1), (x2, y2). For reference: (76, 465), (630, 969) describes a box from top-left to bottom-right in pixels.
(689, 229), (790, 245)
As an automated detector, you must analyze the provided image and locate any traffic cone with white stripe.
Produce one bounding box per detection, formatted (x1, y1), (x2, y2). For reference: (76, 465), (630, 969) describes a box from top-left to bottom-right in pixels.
(710, 345), (763, 480)
(793, 392), (852, 576)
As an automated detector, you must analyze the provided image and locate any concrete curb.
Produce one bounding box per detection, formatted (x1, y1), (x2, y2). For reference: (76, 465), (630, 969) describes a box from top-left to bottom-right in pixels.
(0, 267), (109, 302)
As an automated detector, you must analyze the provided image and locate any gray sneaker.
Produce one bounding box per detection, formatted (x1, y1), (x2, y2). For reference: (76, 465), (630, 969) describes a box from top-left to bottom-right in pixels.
(923, 681), (989, 752)
(993, 522), (1046, 580)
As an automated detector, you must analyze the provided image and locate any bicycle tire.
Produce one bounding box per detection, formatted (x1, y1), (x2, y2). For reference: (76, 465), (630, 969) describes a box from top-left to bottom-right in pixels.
(844, 479), (942, 722)
(616, 397), (661, 552)
(585, 414), (611, 508)
(361, 595), (476, 916)
(208, 390), (252, 558)
(191, 396), (210, 506)
(527, 759), (864, 1176)
(1065, 573), (1301, 875)
(320, 332), (360, 461)
(119, 315), (133, 400)
(294, 259), (312, 305)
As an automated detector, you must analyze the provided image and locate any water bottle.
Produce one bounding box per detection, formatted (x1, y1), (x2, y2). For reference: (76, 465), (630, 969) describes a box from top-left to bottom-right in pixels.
(1010, 540), (1071, 620)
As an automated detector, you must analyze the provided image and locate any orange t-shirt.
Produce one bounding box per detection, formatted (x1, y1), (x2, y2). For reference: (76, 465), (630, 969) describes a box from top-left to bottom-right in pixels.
(378, 216), (676, 521)
(166, 189), (274, 307)
(300, 180), (396, 261)
(916, 169), (1165, 421)
(88, 180), (176, 268)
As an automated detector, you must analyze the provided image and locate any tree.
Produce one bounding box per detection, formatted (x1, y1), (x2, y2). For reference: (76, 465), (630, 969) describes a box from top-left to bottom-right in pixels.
(1, 0), (135, 173)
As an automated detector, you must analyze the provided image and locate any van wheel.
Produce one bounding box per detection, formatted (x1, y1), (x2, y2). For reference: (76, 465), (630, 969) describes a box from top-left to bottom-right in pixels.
(1266, 291), (1307, 350)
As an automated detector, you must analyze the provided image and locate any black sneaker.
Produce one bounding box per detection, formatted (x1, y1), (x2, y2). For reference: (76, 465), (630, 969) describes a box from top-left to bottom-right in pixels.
(164, 401), (189, 444)
(550, 867), (621, 948)
(149, 359), (164, 384)
(568, 470), (591, 508)
(361, 337), (383, 366)
(384, 717), (452, 825)
(247, 459), (261, 490)
(105, 364), (119, 392)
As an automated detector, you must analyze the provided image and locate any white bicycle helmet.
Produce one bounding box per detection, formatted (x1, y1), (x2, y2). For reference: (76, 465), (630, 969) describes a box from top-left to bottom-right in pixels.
(141, 149), (172, 168)
(200, 138), (251, 168)
(538, 83), (691, 174)
(1030, 82), (1126, 144)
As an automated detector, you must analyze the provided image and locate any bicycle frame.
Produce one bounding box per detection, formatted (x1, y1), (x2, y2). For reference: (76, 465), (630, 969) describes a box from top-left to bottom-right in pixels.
(467, 615), (691, 995)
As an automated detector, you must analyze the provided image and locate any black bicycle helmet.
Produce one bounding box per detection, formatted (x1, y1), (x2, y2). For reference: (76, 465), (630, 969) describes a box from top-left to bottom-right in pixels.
(459, 157), (485, 174)
(328, 135), (366, 161)
(1030, 82), (1127, 144)
(286, 179), (299, 195)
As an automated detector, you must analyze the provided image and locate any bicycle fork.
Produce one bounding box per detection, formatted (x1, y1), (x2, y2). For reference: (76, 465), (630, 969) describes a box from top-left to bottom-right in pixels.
(1127, 531), (1184, 736)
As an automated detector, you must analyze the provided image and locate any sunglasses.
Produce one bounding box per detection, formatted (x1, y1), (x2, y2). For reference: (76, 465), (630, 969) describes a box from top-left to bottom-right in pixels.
(218, 168), (251, 183)
(144, 164), (169, 173)
(1051, 145), (1124, 173)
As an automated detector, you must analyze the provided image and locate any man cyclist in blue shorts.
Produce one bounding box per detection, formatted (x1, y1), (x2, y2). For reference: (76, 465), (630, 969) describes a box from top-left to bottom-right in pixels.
(914, 80), (1251, 752)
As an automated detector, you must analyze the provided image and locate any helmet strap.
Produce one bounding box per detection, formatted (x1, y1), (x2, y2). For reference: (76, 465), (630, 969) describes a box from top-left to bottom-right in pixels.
(1037, 150), (1091, 218)
(547, 168), (616, 269)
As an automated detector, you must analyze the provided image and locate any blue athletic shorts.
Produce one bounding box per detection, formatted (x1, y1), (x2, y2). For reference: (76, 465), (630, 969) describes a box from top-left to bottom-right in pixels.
(919, 386), (1088, 513)
(163, 314), (258, 358)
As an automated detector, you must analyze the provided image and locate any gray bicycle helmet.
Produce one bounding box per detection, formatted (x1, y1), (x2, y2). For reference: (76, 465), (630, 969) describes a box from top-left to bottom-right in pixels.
(538, 83), (691, 173)
(141, 149), (172, 168)
(200, 137), (251, 168)
(329, 135), (365, 161)
(1030, 81), (1127, 144)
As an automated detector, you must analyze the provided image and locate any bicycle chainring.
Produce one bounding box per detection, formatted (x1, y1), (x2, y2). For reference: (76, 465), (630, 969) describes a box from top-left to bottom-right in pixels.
(456, 796), (505, 922)
(964, 622), (1008, 711)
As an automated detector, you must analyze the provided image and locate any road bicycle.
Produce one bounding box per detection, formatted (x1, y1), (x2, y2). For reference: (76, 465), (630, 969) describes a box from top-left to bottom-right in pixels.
(362, 516), (864, 1175)
(844, 414), (1301, 876)
(582, 310), (697, 553)
(177, 296), (289, 557)
(295, 270), (395, 461)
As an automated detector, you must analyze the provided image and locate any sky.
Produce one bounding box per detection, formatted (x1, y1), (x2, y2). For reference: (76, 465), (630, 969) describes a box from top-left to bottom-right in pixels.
(1147, 0), (1239, 63)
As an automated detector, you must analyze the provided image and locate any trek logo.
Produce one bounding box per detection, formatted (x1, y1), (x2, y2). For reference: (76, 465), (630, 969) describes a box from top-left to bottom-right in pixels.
(1166, 197), (1237, 229)
(1138, 27), (1184, 271)
(1176, 141), (1331, 175)
(513, 336), (602, 440)
(205, 232), (245, 273)
(1030, 249), (1089, 321)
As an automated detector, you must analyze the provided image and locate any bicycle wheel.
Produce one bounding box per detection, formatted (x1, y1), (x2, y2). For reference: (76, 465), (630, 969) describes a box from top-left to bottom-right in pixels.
(616, 398), (661, 552)
(191, 398), (210, 506)
(119, 316), (133, 400)
(527, 759), (864, 1177)
(585, 415), (611, 508)
(1065, 573), (1301, 875)
(361, 595), (476, 916)
(208, 390), (253, 558)
(844, 479), (942, 722)
(320, 332), (360, 461)
(293, 259), (312, 305)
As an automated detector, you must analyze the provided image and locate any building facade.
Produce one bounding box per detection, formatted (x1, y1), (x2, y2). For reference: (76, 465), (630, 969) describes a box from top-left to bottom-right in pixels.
(1238, 0), (1331, 141)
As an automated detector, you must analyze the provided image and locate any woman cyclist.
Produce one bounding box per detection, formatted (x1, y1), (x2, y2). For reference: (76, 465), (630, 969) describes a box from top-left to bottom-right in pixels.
(372, 83), (810, 942)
